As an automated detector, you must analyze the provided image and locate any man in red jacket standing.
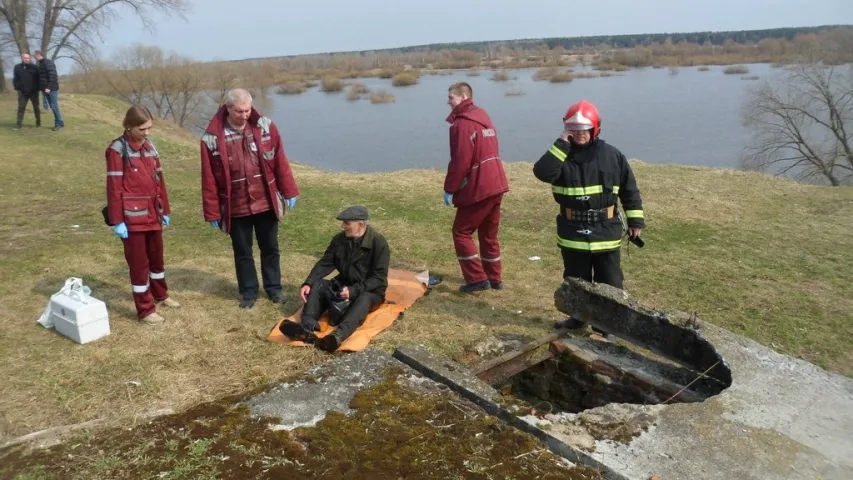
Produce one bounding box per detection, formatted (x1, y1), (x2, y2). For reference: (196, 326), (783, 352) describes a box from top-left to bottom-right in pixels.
(444, 82), (509, 294)
(200, 89), (300, 309)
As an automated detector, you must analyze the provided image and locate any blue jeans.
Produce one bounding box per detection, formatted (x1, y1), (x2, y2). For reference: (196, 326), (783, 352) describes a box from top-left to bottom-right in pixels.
(43, 90), (64, 127)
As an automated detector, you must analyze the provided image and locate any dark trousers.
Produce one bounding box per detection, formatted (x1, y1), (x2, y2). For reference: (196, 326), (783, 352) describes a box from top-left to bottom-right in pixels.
(301, 279), (383, 342)
(452, 194), (503, 284)
(229, 209), (281, 300)
(123, 230), (168, 319)
(16, 91), (41, 127)
(561, 248), (624, 289)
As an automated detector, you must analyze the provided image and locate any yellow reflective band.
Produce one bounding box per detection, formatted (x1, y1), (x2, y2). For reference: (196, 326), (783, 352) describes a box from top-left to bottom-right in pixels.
(613, 186), (620, 194)
(548, 145), (567, 162)
(557, 237), (623, 251)
(625, 210), (644, 219)
(552, 184), (604, 196)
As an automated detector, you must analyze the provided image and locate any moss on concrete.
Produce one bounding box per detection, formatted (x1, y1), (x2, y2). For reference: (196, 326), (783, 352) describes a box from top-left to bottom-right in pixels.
(1, 368), (604, 479)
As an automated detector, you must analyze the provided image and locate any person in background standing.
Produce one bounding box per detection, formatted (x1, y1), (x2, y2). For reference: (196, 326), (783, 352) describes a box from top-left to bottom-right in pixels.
(34, 51), (64, 131)
(12, 53), (41, 130)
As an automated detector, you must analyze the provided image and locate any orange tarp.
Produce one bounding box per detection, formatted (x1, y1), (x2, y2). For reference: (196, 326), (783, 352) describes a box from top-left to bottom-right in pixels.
(267, 269), (428, 352)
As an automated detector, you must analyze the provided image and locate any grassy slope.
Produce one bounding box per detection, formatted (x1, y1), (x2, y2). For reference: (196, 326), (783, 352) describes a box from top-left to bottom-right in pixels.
(1, 93), (851, 442)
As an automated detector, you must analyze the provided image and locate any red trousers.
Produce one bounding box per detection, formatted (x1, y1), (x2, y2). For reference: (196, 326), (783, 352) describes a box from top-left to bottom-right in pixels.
(122, 230), (168, 319)
(452, 194), (503, 285)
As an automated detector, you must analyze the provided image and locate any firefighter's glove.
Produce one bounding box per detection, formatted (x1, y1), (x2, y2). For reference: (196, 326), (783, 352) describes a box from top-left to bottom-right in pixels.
(113, 222), (129, 239)
(285, 197), (297, 211)
(210, 220), (220, 229)
(443, 192), (453, 206)
(162, 215), (170, 226)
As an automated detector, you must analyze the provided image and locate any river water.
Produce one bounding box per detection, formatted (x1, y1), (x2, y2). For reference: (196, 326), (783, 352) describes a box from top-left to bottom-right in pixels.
(262, 63), (777, 173)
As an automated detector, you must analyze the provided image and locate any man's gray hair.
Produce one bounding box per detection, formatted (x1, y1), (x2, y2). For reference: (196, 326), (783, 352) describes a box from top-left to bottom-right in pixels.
(225, 88), (253, 106)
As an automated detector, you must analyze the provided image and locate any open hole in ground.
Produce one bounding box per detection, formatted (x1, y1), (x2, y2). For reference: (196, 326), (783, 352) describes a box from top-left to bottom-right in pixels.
(487, 336), (730, 415)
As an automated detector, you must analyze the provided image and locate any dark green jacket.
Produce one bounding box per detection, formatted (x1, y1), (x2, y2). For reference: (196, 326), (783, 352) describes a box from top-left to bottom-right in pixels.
(303, 226), (390, 299)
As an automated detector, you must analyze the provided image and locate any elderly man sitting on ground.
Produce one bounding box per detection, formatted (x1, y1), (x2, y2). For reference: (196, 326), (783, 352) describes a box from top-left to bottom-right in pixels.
(280, 206), (390, 352)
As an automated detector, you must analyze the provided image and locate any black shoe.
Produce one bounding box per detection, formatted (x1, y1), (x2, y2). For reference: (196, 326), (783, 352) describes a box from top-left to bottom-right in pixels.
(489, 281), (503, 290)
(316, 333), (342, 352)
(239, 298), (256, 309)
(268, 292), (285, 304)
(459, 280), (490, 294)
(280, 321), (317, 343)
(554, 317), (586, 329)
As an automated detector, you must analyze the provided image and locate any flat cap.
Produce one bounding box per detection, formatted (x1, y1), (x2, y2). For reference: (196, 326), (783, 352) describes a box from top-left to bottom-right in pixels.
(336, 205), (369, 221)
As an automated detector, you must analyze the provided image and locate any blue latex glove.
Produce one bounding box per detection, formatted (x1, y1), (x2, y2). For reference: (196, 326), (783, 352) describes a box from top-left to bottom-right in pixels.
(443, 192), (453, 206)
(210, 220), (220, 229)
(162, 215), (170, 226)
(285, 197), (297, 211)
(113, 222), (128, 239)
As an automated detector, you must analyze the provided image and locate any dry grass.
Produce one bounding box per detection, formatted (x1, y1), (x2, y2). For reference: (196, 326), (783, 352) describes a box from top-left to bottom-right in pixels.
(698, 66), (711, 72)
(491, 70), (510, 81)
(504, 88), (525, 96)
(369, 89), (396, 103)
(723, 65), (750, 75)
(391, 72), (419, 87)
(550, 72), (574, 83)
(320, 76), (344, 92)
(1, 94), (852, 447)
(345, 82), (370, 101)
(276, 82), (308, 95)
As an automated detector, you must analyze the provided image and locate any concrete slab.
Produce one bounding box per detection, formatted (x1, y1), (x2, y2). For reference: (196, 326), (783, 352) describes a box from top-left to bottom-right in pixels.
(540, 279), (853, 480)
(244, 348), (398, 431)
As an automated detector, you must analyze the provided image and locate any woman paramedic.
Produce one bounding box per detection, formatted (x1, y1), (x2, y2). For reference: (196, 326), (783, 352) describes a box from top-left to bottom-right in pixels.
(105, 105), (179, 325)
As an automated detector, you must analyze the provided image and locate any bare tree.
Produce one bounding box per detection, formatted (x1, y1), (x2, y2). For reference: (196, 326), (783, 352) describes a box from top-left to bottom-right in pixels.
(0, 0), (186, 66)
(742, 59), (853, 186)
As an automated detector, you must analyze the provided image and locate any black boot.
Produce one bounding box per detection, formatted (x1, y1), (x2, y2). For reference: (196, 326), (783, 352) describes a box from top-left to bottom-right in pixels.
(280, 320), (317, 343)
(316, 332), (342, 352)
(459, 280), (490, 294)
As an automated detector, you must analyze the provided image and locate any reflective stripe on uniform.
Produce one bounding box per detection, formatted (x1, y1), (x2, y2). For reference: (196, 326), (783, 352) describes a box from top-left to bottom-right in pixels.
(124, 209), (149, 217)
(548, 145), (567, 162)
(551, 184), (620, 196)
(149, 271), (165, 280)
(107, 171), (123, 176)
(132, 284), (149, 293)
(557, 236), (622, 251)
(481, 256), (501, 263)
(625, 210), (644, 219)
(457, 254), (480, 261)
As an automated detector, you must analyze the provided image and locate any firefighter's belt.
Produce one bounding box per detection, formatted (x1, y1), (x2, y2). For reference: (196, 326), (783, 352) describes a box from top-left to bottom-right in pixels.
(565, 205), (615, 223)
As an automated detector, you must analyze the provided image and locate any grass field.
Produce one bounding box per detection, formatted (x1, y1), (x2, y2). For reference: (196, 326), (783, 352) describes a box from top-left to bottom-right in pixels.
(1, 93), (851, 468)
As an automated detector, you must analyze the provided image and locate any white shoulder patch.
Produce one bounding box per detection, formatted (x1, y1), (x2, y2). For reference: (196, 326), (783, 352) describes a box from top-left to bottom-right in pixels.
(257, 116), (272, 135)
(201, 133), (218, 152)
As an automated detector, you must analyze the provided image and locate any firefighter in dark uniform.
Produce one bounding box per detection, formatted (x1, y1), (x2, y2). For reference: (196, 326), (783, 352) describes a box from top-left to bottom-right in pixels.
(279, 206), (390, 352)
(533, 100), (645, 333)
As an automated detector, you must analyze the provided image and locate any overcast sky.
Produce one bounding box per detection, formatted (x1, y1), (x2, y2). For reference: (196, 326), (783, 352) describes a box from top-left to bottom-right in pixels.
(94, 0), (853, 62)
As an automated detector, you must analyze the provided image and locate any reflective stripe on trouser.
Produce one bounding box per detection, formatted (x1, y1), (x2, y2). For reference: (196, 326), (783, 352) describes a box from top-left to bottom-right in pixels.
(122, 230), (168, 319)
(452, 194), (503, 285)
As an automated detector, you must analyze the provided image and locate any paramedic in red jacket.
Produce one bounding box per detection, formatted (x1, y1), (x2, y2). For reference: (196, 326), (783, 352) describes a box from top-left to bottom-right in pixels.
(106, 105), (179, 326)
(200, 88), (300, 309)
(444, 82), (510, 294)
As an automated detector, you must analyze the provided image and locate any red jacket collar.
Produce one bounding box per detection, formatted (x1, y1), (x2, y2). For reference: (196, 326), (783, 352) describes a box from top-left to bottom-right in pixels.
(446, 98), (474, 123)
(123, 134), (150, 152)
(206, 104), (263, 134)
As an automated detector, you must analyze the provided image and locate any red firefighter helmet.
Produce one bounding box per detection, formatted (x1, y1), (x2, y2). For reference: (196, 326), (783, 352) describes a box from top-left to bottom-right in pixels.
(562, 100), (601, 139)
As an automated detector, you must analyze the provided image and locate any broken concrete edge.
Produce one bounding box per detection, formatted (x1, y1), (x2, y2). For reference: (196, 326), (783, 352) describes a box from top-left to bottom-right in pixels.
(393, 343), (632, 480)
(555, 278), (733, 387)
(0, 408), (176, 451)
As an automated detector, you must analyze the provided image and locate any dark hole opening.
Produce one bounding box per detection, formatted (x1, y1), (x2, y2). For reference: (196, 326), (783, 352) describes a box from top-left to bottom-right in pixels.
(497, 337), (729, 415)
